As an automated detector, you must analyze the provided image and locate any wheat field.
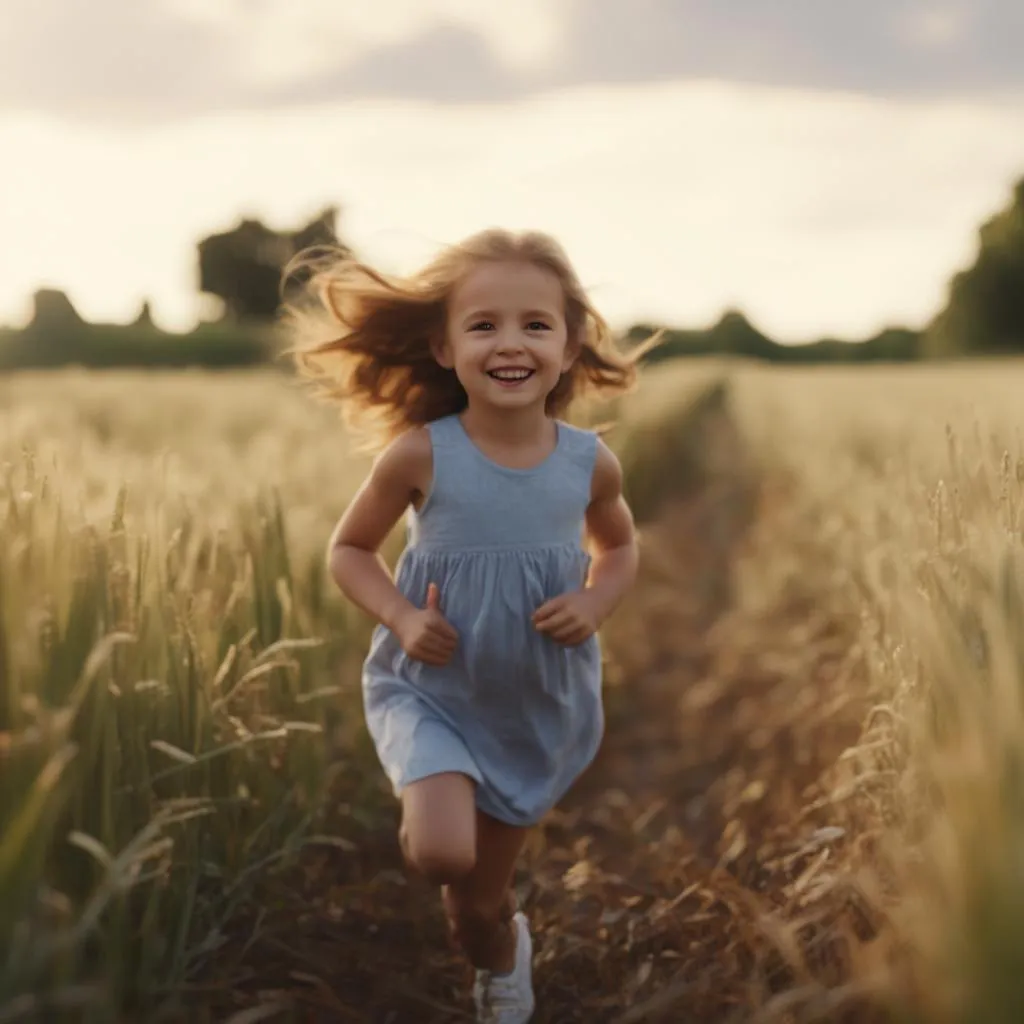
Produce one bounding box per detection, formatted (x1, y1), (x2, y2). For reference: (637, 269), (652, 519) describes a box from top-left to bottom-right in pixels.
(2, 360), (1023, 1022)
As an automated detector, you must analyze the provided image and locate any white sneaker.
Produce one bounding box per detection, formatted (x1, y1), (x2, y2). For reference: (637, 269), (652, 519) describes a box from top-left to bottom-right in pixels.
(472, 911), (535, 1023)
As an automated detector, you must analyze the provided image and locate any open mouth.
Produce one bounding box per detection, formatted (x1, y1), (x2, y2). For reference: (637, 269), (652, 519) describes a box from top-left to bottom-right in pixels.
(487, 368), (535, 387)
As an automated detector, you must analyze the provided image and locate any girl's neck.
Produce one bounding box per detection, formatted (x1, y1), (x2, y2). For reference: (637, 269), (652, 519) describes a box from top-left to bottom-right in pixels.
(459, 402), (554, 451)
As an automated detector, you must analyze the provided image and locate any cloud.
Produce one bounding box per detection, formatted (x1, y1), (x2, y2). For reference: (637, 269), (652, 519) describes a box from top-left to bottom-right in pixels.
(0, 0), (245, 123)
(260, 23), (524, 107)
(1, 0), (1022, 125)
(556, 0), (1024, 97)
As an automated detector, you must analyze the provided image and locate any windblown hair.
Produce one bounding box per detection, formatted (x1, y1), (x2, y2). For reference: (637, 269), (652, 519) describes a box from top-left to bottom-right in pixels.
(282, 228), (652, 451)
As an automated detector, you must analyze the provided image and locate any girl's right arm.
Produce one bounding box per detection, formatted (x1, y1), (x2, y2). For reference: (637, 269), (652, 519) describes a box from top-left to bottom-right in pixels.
(327, 429), (457, 665)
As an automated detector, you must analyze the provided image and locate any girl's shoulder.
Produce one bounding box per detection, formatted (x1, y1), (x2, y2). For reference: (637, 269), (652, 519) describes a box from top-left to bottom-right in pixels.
(553, 417), (603, 472)
(554, 421), (624, 498)
(379, 423), (433, 462)
(369, 425), (433, 500)
(555, 417), (599, 442)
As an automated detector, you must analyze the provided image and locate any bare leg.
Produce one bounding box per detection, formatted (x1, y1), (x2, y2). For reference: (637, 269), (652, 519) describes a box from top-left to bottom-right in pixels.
(442, 810), (530, 972)
(399, 772), (478, 885)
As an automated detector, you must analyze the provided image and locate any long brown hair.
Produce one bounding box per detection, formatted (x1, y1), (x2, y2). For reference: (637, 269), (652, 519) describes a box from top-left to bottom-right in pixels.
(282, 228), (651, 451)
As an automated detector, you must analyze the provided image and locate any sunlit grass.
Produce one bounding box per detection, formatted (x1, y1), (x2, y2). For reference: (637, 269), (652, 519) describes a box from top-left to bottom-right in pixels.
(7, 357), (1024, 1021)
(0, 370), (376, 1020)
(727, 360), (1024, 1022)
(0, 364), (722, 1021)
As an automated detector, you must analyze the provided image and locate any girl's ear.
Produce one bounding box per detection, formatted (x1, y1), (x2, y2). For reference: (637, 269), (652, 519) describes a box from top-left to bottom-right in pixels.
(561, 327), (583, 372)
(430, 331), (455, 369)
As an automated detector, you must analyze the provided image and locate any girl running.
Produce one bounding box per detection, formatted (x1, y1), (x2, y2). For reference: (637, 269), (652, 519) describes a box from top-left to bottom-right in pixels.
(287, 228), (642, 1022)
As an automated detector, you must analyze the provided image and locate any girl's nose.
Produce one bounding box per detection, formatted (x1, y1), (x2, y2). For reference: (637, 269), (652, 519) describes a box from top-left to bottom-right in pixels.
(495, 330), (526, 354)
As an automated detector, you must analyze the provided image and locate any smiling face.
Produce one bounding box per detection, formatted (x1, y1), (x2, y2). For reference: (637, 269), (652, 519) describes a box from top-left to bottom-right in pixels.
(436, 259), (579, 414)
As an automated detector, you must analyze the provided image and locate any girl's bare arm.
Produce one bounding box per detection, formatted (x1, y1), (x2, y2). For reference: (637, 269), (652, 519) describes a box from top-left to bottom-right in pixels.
(533, 438), (638, 645)
(327, 428), (433, 632)
(581, 439), (639, 623)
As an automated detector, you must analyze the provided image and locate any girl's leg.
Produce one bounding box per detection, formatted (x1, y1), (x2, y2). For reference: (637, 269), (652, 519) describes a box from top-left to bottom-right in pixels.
(442, 810), (530, 972)
(399, 771), (478, 885)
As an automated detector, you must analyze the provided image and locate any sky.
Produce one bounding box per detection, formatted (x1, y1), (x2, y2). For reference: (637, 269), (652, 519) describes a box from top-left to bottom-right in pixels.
(1, 0), (1023, 342)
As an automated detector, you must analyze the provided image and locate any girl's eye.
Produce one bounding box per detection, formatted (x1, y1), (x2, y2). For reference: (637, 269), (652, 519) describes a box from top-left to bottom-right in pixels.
(468, 319), (549, 332)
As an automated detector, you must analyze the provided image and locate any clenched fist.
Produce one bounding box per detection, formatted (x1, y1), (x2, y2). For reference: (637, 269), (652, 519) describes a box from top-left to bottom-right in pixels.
(394, 582), (459, 666)
(532, 590), (601, 647)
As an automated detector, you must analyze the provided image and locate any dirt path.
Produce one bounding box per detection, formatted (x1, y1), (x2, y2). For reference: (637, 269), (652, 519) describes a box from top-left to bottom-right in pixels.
(195, 391), (882, 1024)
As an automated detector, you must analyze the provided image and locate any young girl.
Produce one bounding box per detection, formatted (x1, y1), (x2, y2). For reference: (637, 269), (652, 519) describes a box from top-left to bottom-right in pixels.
(286, 228), (641, 1023)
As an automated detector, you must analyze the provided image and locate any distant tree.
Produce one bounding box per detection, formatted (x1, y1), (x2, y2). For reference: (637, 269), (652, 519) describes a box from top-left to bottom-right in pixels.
(27, 288), (85, 332)
(133, 300), (154, 328)
(926, 176), (1024, 356)
(624, 311), (921, 365)
(17, 289), (88, 364)
(629, 309), (781, 363)
(704, 309), (776, 359)
(197, 205), (349, 323)
(861, 326), (920, 361)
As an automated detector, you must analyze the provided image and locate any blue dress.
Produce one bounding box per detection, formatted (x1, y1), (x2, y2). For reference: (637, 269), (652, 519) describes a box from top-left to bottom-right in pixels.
(361, 413), (604, 827)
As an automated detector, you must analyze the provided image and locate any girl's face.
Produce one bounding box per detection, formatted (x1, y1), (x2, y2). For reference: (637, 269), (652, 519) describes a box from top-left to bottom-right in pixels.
(437, 260), (578, 414)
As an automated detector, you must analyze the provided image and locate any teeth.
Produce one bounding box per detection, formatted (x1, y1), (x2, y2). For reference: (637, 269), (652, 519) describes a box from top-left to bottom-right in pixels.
(489, 369), (533, 380)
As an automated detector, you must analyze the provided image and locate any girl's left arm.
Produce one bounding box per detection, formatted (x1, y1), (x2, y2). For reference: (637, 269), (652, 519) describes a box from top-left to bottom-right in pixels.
(580, 438), (639, 624)
(532, 438), (638, 644)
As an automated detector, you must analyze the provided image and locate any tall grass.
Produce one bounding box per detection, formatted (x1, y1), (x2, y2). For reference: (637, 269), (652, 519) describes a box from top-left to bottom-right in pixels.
(11, 358), (1024, 1021)
(0, 481), (347, 1021)
(0, 366), (724, 1021)
(727, 360), (1024, 1021)
(0, 371), (374, 1021)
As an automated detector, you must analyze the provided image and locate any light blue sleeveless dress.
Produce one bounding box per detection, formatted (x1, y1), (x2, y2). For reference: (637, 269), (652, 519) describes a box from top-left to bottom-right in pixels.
(361, 413), (604, 827)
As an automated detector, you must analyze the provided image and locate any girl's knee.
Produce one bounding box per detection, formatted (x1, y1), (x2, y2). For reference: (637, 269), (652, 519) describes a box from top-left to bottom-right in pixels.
(401, 824), (475, 884)
(399, 773), (477, 884)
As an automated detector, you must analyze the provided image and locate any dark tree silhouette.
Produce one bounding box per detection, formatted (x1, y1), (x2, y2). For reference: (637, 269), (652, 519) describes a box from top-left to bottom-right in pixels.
(927, 176), (1024, 355)
(28, 288), (85, 332)
(197, 206), (348, 322)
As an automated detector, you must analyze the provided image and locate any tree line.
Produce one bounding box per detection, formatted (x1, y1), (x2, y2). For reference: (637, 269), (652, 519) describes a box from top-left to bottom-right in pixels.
(2, 177), (1023, 371)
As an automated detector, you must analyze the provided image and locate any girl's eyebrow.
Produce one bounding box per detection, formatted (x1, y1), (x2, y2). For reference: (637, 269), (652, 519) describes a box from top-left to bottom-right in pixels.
(461, 308), (557, 323)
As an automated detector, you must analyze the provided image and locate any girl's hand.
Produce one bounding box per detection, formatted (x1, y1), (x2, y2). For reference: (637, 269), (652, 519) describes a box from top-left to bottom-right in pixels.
(394, 583), (459, 666)
(532, 591), (600, 647)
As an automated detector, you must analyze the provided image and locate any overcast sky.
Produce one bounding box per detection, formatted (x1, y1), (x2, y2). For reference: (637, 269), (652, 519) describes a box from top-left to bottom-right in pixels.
(1, 0), (1023, 339)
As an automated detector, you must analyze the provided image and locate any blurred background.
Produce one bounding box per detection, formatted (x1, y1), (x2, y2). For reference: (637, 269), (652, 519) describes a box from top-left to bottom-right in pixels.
(3, 0), (1024, 368)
